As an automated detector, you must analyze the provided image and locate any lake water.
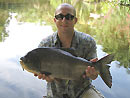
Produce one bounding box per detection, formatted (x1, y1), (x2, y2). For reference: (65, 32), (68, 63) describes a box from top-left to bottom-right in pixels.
(0, 13), (130, 98)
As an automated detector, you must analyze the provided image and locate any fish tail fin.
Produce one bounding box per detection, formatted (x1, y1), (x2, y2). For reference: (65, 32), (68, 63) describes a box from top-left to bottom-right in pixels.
(94, 54), (114, 88)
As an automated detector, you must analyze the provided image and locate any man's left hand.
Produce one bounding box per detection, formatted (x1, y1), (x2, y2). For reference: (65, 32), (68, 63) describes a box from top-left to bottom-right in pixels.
(84, 58), (99, 80)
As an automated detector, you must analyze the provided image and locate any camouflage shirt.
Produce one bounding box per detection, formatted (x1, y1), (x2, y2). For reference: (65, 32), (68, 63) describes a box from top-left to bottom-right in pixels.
(38, 30), (97, 98)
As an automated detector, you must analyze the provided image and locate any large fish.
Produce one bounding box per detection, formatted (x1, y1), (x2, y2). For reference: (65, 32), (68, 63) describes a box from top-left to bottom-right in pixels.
(20, 47), (114, 88)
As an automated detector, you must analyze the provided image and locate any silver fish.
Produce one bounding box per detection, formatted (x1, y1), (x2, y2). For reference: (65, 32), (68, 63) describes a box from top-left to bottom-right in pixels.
(20, 47), (114, 88)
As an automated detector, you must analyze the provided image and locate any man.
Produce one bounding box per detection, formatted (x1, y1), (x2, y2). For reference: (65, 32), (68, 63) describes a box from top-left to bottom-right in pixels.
(35, 3), (104, 98)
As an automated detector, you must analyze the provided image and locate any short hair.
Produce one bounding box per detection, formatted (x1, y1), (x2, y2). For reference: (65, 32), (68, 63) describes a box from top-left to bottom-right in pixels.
(55, 3), (76, 16)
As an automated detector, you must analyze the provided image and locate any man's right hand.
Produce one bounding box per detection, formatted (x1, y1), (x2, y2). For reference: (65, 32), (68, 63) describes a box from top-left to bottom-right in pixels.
(34, 73), (54, 82)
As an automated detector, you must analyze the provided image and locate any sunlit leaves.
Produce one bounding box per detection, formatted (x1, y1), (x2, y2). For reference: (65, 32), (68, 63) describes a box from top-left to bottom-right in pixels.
(94, 6), (130, 68)
(0, 9), (9, 41)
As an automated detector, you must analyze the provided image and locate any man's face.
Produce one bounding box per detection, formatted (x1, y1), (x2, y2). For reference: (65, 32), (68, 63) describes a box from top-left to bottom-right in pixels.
(54, 6), (77, 33)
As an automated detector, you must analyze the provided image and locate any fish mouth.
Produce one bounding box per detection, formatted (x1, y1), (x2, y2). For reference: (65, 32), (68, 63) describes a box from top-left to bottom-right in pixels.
(20, 60), (38, 74)
(20, 57), (26, 71)
(20, 60), (25, 71)
(20, 60), (28, 71)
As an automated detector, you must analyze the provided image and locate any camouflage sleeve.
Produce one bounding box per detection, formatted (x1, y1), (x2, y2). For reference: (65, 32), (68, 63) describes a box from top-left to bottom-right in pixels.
(85, 38), (97, 60)
(38, 35), (53, 48)
(38, 39), (48, 48)
(82, 34), (97, 60)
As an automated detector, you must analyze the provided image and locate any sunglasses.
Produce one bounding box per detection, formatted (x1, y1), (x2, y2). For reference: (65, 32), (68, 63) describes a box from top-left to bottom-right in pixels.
(55, 13), (75, 20)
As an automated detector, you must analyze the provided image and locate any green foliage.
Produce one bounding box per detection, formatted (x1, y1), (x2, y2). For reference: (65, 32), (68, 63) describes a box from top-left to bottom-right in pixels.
(0, 9), (9, 42)
(120, 0), (130, 5)
(93, 5), (130, 68)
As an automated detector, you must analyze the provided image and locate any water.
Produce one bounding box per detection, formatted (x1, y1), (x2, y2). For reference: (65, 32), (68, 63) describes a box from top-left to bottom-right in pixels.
(93, 45), (130, 98)
(0, 14), (130, 98)
(0, 14), (53, 98)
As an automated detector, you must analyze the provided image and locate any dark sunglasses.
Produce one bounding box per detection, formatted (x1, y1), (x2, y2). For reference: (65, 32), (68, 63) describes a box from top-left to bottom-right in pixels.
(55, 13), (75, 20)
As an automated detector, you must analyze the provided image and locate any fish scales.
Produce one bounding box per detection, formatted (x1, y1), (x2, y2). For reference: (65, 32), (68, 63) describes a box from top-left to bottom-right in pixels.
(39, 48), (91, 79)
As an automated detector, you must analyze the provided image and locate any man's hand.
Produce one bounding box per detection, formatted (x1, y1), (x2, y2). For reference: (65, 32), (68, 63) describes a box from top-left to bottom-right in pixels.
(84, 58), (99, 80)
(34, 73), (54, 82)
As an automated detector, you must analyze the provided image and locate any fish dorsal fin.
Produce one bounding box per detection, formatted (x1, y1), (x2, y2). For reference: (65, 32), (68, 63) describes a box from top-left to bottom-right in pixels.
(57, 47), (77, 57)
